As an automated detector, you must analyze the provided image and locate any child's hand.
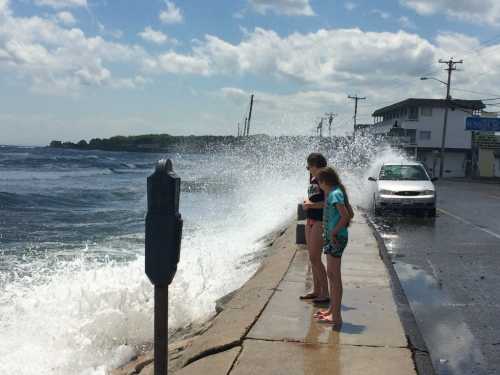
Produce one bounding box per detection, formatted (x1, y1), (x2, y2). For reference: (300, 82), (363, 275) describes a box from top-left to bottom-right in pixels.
(331, 232), (339, 245)
(303, 199), (313, 210)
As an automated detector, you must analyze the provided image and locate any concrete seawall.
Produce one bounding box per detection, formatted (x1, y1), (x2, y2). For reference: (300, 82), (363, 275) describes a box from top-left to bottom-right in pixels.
(115, 214), (419, 374)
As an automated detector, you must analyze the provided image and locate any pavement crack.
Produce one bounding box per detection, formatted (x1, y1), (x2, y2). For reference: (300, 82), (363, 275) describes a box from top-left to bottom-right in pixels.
(245, 337), (407, 349)
(183, 340), (242, 367)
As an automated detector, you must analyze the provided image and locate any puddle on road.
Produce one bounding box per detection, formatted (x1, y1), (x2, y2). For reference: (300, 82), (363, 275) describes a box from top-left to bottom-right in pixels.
(394, 262), (486, 375)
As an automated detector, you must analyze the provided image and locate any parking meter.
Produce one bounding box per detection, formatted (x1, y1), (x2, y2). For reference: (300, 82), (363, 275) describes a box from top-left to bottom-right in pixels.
(145, 159), (183, 375)
(145, 159), (183, 286)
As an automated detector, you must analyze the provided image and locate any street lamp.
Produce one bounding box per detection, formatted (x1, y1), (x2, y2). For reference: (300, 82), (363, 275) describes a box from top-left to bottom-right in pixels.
(420, 76), (452, 178)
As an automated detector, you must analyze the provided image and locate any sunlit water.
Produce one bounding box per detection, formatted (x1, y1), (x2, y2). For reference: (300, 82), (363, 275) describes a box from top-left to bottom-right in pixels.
(0, 138), (405, 374)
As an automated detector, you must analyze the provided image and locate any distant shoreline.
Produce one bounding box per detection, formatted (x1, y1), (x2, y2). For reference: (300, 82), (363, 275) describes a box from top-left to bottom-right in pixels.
(48, 134), (241, 153)
(48, 134), (347, 153)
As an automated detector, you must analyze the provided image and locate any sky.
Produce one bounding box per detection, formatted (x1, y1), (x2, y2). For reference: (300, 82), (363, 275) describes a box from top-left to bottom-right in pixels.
(1, 0), (500, 145)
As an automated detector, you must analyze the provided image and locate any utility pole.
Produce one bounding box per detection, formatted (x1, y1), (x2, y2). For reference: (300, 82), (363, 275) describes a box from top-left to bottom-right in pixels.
(348, 95), (366, 138)
(325, 112), (337, 138)
(243, 117), (248, 137)
(246, 94), (254, 136)
(438, 58), (462, 178)
(317, 117), (326, 138)
(237, 122), (240, 137)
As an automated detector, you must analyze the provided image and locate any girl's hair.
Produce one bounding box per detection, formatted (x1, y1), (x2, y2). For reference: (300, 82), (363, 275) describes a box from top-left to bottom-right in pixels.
(317, 167), (353, 217)
(307, 153), (327, 168)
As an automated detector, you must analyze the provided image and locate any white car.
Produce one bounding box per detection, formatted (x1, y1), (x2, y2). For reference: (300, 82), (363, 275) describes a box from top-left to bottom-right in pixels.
(368, 162), (437, 217)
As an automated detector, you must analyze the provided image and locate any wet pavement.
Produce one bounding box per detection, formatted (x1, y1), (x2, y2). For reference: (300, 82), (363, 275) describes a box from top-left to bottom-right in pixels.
(232, 219), (415, 375)
(371, 180), (500, 375)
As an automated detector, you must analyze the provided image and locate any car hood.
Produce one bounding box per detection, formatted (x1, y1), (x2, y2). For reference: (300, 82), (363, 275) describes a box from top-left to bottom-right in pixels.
(377, 180), (434, 191)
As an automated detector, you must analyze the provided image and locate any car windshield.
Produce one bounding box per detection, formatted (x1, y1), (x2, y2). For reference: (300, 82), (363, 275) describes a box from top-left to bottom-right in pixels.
(379, 165), (429, 181)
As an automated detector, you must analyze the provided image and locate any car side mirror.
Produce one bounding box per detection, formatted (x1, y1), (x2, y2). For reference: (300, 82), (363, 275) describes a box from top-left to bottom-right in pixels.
(431, 177), (438, 182)
(368, 177), (377, 182)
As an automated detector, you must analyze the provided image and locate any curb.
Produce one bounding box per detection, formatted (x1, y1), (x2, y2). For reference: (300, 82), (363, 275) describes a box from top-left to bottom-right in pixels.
(365, 213), (436, 375)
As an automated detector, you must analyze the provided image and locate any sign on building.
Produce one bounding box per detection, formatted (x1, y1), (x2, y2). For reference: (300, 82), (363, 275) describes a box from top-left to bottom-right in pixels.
(466, 117), (500, 132)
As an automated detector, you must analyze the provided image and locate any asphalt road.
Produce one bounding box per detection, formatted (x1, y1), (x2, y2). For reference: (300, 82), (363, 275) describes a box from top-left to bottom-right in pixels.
(371, 180), (500, 375)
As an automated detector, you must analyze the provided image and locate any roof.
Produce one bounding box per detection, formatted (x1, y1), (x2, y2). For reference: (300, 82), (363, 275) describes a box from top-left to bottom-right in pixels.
(372, 98), (485, 117)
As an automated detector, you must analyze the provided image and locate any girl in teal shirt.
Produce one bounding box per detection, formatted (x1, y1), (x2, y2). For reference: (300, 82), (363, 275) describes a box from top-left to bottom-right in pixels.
(315, 167), (353, 327)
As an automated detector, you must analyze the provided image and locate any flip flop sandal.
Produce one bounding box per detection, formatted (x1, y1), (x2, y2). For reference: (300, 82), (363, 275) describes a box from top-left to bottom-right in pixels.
(299, 293), (317, 300)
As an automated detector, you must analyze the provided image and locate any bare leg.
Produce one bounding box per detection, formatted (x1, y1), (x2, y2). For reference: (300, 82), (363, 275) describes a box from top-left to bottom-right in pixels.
(304, 222), (320, 296)
(309, 222), (328, 299)
(326, 255), (343, 323)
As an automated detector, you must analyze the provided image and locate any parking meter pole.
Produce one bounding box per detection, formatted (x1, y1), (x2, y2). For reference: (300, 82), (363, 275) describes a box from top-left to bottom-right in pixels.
(154, 286), (168, 374)
(145, 159), (182, 375)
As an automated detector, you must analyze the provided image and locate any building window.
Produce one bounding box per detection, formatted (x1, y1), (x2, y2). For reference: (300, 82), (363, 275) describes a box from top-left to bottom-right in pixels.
(421, 107), (432, 116)
(419, 131), (431, 140)
(409, 106), (419, 120)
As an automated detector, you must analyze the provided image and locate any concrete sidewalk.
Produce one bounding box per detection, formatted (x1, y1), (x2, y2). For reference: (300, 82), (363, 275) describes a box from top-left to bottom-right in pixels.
(173, 217), (416, 375)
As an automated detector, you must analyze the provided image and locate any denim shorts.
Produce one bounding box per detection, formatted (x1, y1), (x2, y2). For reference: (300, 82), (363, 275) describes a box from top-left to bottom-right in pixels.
(323, 236), (348, 257)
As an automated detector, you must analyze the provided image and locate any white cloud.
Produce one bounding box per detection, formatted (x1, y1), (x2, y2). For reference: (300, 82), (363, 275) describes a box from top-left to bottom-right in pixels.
(147, 27), (500, 126)
(56, 11), (76, 25)
(34, 0), (87, 9)
(400, 0), (500, 26)
(138, 26), (177, 45)
(159, 1), (183, 24)
(0, 1), (147, 93)
(249, 0), (315, 16)
(144, 51), (210, 75)
(398, 16), (416, 29)
(344, 2), (357, 11)
(147, 28), (436, 86)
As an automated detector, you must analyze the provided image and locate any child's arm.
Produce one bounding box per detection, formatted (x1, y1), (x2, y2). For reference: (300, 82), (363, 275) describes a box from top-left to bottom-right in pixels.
(303, 198), (324, 210)
(330, 203), (350, 242)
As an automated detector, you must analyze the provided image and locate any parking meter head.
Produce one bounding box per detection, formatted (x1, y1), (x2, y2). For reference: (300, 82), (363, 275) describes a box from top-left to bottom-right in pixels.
(145, 159), (183, 286)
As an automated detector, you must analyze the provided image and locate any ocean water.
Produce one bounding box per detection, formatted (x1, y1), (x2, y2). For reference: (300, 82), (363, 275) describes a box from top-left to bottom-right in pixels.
(0, 138), (402, 374)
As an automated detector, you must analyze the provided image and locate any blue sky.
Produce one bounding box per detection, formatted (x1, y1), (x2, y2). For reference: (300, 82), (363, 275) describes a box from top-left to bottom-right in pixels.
(1, 0), (500, 145)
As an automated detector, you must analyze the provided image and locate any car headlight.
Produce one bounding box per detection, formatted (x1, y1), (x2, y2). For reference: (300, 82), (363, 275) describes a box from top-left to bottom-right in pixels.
(379, 189), (394, 195)
(422, 190), (435, 195)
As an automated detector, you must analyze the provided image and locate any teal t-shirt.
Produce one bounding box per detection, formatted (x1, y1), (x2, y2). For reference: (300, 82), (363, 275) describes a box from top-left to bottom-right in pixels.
(323, 187), (349, 242)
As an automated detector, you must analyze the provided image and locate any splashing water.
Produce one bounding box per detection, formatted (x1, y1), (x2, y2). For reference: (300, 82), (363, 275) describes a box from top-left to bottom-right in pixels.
(0, 136), (406, 374)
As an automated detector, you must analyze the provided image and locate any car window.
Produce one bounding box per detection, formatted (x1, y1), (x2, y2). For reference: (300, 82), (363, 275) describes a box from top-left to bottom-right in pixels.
(379, 165), (429, 181)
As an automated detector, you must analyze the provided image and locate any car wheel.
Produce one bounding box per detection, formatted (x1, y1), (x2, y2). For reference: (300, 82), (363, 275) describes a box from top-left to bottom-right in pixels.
(428, 208), (437, 217)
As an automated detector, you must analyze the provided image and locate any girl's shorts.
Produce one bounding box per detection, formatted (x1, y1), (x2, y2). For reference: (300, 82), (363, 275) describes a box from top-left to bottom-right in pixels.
(323, 236), (348, 257)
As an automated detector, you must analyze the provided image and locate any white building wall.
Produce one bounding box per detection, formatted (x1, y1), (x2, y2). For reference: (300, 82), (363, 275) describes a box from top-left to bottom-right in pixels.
(373, 106), (472, 150)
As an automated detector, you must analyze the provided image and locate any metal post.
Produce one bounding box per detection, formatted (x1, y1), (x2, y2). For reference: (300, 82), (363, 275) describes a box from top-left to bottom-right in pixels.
(247, 94), (254, 136)
(145, 159), (183, 375)
(155, 286), (168, 374)
(439, 103), (450, 178)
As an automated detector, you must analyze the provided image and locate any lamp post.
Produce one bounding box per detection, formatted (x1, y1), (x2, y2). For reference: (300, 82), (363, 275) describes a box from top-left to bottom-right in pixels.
(420, 76), (451, 178)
